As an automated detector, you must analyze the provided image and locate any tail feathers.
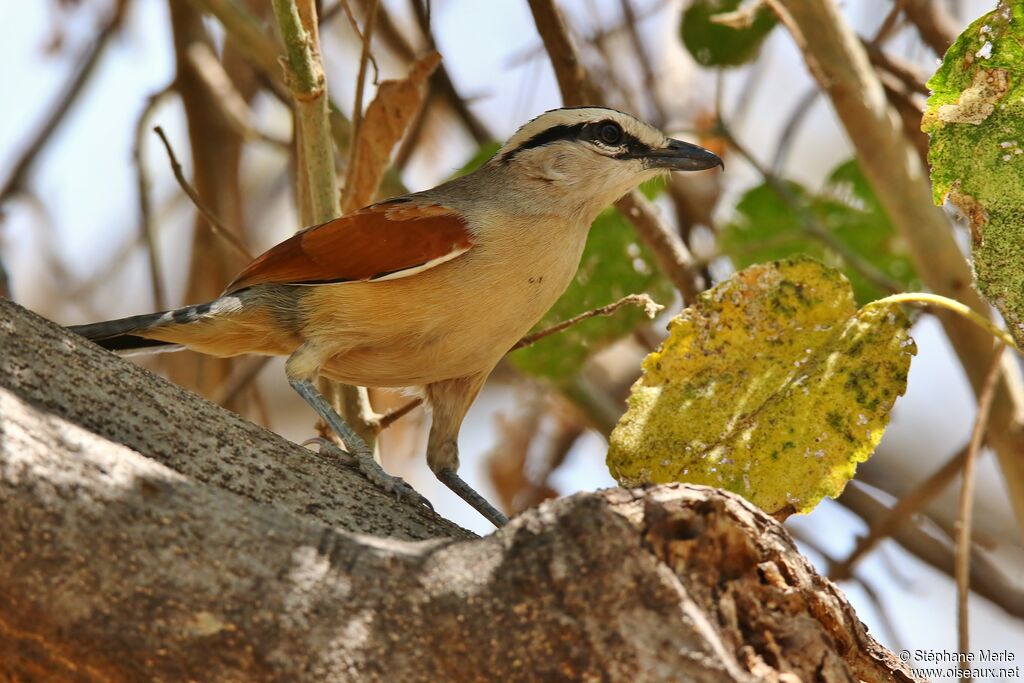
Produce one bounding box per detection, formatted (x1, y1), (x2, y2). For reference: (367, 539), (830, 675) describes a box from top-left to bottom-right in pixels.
(68, 301), (217, 355)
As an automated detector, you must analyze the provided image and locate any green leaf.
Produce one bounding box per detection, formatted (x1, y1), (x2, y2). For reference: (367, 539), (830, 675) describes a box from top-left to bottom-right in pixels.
(607, 257), (915, 515)
(923, 1), (1024, 348)
(509, 207), (674, 382)
(680, 0), (776, 68)
(720, 160), (917, 304)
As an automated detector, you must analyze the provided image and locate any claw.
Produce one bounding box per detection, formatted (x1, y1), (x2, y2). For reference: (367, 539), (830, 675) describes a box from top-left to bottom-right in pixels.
(300, 434), (433, 511)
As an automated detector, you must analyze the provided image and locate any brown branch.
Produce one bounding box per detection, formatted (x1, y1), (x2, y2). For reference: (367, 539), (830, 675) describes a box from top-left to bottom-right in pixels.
(407, 0), (492, 144)
(618, 0), (667, 126)
(718, 120), (905, 295)
(830, 443), (970, 581)
(152, 126), (253, 261)
(209, 355), (272, 407)
(186, 42), (289, 148)
(836, 482), (1024, 619)
(0, 1), (127, 206)
(346, 0), (380, 191)
(132, 85), (176, 312)
(902, 0), (958, 56)
(956, 345), (1005, 664)
(768, 0), (1024, 529)
(510, 293), (663, 352)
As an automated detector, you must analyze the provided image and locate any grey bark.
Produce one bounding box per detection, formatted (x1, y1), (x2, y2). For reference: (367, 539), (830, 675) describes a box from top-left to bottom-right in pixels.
(0, 300), (918, 682)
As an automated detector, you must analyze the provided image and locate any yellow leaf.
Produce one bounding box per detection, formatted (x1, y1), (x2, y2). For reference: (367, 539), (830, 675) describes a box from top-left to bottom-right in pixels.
(607, 257), (915, 515)
(342, 51), (441, 213)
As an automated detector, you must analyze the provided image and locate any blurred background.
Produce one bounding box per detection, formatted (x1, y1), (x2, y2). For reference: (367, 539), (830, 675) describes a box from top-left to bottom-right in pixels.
(1, 1), (1021, 679)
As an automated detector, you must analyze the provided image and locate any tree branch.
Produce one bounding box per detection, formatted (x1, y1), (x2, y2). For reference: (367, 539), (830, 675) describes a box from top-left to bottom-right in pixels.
(273, 0), (339, 226)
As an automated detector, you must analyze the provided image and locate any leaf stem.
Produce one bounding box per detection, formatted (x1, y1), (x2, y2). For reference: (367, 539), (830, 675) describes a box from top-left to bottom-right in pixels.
(868, 293), (1019, 352)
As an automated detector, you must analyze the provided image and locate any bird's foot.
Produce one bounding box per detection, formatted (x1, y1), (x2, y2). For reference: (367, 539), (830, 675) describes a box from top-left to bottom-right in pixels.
(304, 437), (433, 511)
(437, 467), (508, 528)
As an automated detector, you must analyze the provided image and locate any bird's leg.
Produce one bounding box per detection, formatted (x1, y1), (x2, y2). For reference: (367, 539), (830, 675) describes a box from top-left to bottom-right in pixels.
(426, 375), (509, 528)
(286, 346), (432, 510)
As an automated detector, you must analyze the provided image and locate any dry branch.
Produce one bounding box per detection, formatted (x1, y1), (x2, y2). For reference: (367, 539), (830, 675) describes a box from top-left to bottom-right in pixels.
(0, 300), (917, 681)
(0, 2), (126, 206)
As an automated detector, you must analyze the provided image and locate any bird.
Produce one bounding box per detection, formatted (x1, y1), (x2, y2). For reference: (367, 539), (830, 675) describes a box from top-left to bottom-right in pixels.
(68, 106), (723, 528)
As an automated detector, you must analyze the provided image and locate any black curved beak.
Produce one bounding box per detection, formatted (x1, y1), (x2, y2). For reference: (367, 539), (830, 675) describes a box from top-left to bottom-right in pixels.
(646, 138), (723, 172)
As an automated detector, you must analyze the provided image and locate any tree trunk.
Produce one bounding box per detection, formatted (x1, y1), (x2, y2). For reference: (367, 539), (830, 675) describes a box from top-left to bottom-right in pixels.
(0, 299), (918, 682)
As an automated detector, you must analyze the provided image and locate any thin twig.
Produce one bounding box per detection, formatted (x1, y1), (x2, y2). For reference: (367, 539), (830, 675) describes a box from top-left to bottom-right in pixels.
(511, 294), (663, 352)
(902, 0), (958, 56)
(407, 0), (491, 143)
(331, 0), (380, 81)
(837, 482), (1024, 619)
(152, 126), (253, 261)
(376, 397), (424, 431)
(132, 85), (175, 312)
(210, 356), (273, 406)
(771, 87), (819, 172)
(718, 119), (905, 296)
(347, 0), (380, 188)
(956, 344), (1005, 669)
(0, 1), (126, 206)
(186, 42), (289, 148)
(829, 443), (970, 580)
(870, 0), (907, 45)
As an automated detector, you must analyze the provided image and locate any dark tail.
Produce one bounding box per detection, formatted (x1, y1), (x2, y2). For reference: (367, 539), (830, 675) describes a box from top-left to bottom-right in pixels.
(68, 301), (217, 355)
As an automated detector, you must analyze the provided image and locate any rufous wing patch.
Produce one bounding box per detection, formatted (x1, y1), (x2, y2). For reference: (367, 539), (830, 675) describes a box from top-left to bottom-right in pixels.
(223, 202), (473, 294)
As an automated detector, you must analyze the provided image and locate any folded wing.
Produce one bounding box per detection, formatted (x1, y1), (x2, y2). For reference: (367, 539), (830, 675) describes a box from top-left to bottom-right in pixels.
(224, 200), (473, 294)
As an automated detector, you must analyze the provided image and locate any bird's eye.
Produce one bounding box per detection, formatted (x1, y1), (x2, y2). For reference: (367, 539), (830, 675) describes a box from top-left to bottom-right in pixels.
(598, 122), (623, 146)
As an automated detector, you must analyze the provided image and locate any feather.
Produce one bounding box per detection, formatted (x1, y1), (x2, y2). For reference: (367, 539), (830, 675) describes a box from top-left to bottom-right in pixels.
(223, 201), (473, 294)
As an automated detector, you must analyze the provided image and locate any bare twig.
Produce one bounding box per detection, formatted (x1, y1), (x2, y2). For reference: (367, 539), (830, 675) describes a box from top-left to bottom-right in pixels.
(347, 0), (380, 185)
(187, 0), (280, 76)
(132, 85), (176, 312)
(830, 444), (971, 581)
(407, 0), (491, 144)
(273, 0), (380, 450)
(186, 42), (289, 148)
(956, 345), (1005, 667)
(511, 294), (663, 352)
(0, 1), (126, 206)
(902, 0), (958, 56)
(718, 120), (904, 295)
(869, 0), (907, 45)
(376, 397), (424, 431)
(837, 482), (1024, 620)
(332, 0), (379, 81)
(152, 126), (253, 261)
(861, 40), (929, 96)
(210, 356), (273, 407)
(771, 87), (819, 171)
(767, 0), (1024, 530)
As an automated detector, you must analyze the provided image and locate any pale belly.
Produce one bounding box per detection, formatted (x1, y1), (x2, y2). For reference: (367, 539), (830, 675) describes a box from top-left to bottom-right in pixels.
(309, 228), (588, 387)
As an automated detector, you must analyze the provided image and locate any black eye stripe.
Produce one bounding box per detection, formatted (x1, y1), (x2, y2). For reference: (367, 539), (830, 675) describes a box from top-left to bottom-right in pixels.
(502, 119), (655, 162)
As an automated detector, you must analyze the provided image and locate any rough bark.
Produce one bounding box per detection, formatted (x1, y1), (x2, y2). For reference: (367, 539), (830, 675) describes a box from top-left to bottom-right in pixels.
(0, 300), (917, 682)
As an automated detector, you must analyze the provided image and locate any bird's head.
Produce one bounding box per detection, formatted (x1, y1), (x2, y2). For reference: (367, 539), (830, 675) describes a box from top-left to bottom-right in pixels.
(492, 106), (722, 218)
